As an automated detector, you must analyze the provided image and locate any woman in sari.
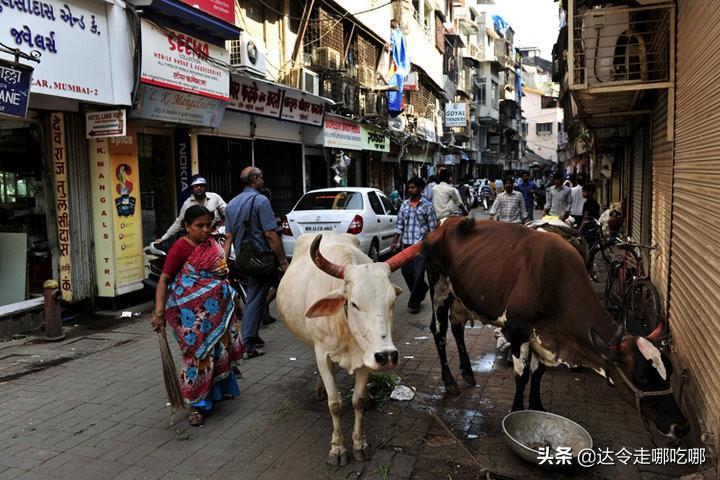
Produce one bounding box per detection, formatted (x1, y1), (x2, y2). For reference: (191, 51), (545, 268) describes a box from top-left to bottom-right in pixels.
(151, 205), (244, 426)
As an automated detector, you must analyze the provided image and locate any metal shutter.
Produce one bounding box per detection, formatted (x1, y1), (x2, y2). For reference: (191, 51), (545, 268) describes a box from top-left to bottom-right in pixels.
(670, 0), (720, 451)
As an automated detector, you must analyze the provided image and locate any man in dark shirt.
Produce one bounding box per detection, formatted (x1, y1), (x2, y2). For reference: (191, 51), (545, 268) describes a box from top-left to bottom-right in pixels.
(580, 183), (602, 276)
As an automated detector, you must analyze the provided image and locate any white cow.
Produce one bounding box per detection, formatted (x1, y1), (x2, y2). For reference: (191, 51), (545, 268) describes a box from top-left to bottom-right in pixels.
(277, 233), (420, 466)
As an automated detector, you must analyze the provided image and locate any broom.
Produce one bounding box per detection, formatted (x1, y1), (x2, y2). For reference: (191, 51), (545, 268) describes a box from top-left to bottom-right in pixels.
(157, 328), (187, 412)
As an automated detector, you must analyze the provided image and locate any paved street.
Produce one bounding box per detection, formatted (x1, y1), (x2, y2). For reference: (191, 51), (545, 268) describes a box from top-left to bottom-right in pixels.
(0, 245), (709, 479)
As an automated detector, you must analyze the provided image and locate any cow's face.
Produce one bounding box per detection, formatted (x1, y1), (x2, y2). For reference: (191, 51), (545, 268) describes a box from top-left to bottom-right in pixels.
(305, 263), (401, 371)
(592, 330), (689, 438)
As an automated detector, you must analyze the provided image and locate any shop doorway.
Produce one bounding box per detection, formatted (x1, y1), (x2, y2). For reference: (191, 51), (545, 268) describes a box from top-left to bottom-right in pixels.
(197, 136), (252, 203)
(137, 133), (176, 246)
(0, 124), (47, 305)
(254, 140), (303, 216)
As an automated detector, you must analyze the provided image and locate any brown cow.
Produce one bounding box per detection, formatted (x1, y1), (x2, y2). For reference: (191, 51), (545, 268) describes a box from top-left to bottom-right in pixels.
(423, 218), (689, 439)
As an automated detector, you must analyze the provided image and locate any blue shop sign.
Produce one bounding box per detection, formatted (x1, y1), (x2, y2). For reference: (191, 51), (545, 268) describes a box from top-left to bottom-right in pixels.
(0, 59), (33, 119)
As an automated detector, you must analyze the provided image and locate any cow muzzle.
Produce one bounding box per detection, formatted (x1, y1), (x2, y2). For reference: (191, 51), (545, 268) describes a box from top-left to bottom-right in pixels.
(373, 350), (399, 369)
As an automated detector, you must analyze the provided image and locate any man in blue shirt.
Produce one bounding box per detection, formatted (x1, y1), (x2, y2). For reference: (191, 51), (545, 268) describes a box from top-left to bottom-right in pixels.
(392, 177), (437, 314)
(515, 171), (538, 222)
(224, 167), (288, 358)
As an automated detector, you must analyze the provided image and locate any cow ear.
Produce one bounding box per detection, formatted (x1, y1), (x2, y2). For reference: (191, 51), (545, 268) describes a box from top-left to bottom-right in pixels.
(392, 284), (403, 296)
(590, 328), (611, 358)
(306, 288), (347, 318)
(636, 337), (668, 381)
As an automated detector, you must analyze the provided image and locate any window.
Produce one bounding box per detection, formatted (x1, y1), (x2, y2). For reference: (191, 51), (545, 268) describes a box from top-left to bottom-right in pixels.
(558, 122), (563, 133)
(541, 95), (559, 109)
(536, 122), (553, 135)
(477, 78), (487, 105)
(522, 122), (529, 137)
(367, 192), (385, 215)
(295, 191), (363, 210)
(491, 81), (499, 106)
(379, 194), (396, 215)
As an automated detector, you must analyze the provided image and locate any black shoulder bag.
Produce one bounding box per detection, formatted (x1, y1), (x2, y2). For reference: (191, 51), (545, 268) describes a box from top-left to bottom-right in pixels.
(234, 194), (277, 278)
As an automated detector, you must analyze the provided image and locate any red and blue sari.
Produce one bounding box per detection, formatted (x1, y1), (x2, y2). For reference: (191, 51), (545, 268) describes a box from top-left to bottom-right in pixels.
(165, 239), (244, 412)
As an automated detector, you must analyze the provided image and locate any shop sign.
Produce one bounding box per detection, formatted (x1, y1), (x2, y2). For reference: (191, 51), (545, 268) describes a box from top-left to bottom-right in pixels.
(131, 84), (226, 128)
(0, 59), (32, 119)
(85, 109), (126, 139)
(227, 75), (282, 117)
(1, 0), (114, 103)
(50, 112), (72, 301)
(361, 126), (389, 152)
(140, 19), (230, 101)
(90, 125), (144, 297)
(444, 102), (467, 127)
(323, 116), (362, 150)
(175, 129), (191, 207)
(281, 89), (324, 126)
(178, 0), (234, 24)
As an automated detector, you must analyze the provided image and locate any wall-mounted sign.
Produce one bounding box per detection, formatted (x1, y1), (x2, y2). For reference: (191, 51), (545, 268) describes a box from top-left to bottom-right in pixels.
(178, 0), (234, 24)
(361, 126), (389, 152)
(323, 116), (362, 150)
(444, 102), (467, 127)
(86, 110), (126, 138)
(227, 74), (326, 127)
(227, 76), (282, 117)
(1, 0), (114, 103)
(281, 89), (324, 126)
(175, 129), (191, 208)
(50, 113), (73, 301)
(89, 125), (144, 297)
(131, 84), (226, 128)
(0, 59), (32, 119)
(140, 19), (230, 100)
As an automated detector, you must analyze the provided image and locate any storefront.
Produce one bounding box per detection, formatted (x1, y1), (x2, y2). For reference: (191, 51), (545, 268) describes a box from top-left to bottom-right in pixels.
(0, 0), (133, 315)
(195, 74), (329, 216)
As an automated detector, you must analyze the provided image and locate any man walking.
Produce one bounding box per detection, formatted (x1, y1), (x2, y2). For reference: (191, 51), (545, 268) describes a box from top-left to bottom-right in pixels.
(515, 171), (538, 222)
(432, 169), (467, 221)
(224, 167), (288, 358)
(423, 175), (437, 201)
(157, 175), (226, 243)
(544, 172), (573, 220)
(569, 175), (585, 227)
(392, 177), (437, 314)
(489, 178), (527, 223)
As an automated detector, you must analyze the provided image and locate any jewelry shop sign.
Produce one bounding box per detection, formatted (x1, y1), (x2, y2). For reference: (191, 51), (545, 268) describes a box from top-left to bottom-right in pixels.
(0, 0), (114, 103)
(0, 59), (32, 118)
(140, 19), (230, 101)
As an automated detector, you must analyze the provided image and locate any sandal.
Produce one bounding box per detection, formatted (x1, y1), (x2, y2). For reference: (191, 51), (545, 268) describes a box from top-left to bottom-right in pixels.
(188, 410), (204, 426)
(243, 348), (266, 360)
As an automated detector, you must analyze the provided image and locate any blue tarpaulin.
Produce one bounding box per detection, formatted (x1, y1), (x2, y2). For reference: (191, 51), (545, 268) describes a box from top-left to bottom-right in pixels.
(492, 14), (509, 37)
(388, 28), (410, 115)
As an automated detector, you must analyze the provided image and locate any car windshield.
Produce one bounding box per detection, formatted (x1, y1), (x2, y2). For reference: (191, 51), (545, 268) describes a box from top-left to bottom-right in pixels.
(295, 191), (364, 211)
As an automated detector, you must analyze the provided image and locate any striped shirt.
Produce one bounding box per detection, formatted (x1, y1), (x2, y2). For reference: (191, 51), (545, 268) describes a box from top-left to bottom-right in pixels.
(394, 197), (437, 245)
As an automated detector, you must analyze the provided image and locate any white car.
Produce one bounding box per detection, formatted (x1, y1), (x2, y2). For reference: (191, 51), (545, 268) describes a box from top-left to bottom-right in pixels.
(281, 187), (398, 260)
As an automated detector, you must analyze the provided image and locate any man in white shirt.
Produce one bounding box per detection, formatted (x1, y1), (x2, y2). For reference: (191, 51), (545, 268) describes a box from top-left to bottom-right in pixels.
(569, 175), (585, 227)
(432, 169), (467, 220)
(157, 175), (227, 243)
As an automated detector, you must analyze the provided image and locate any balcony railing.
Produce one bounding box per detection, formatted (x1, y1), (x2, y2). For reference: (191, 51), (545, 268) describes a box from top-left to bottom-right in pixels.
(569, 1), (674, 92)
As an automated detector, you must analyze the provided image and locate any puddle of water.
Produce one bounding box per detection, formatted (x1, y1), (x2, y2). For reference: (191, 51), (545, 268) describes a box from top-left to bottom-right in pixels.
(471, 351), (497, 373)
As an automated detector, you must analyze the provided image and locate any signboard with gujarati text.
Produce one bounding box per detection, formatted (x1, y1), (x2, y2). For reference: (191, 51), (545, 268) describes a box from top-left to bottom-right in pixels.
(281, 89), (324, 126)
(50, 112), (72, 301)
(361, 125), (389, 152)
(139, 19), (229, 101)
(89, 124), (144, 297)
(1, 0), (115, 103)
(227, 75), (282, 117)
(0, 59), (32, 118)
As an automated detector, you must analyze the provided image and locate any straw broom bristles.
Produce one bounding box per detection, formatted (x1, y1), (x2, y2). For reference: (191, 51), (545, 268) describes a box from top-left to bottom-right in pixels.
(157, 329), (187, 411)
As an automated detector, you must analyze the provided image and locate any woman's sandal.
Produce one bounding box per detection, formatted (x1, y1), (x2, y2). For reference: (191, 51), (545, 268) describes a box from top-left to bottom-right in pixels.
(188, 410), (204, 426)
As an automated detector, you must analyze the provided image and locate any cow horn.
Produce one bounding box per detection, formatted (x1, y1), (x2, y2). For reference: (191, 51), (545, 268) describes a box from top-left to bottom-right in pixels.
(385, 242), (423, 272)
(645, 321), (664, 343)
(310, 235), (345, 279)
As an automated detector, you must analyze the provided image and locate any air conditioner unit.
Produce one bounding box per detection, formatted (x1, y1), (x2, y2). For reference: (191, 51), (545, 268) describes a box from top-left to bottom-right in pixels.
(358, 66), (376, 87)
(581, 9), (631, 85)
(300, 68), (320, 95)
(341, 81), (358, 113)
(312, 47), (342, 70)
(360, 92), (387, 117)
(229, 32), (267, 78)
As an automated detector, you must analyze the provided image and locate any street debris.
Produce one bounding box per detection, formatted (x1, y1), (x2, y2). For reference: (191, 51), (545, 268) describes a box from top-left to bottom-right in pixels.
(390, 385), (415, 401)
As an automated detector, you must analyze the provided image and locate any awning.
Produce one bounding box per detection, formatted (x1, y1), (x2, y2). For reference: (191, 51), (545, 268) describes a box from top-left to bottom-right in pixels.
(130, 0), (241, 43)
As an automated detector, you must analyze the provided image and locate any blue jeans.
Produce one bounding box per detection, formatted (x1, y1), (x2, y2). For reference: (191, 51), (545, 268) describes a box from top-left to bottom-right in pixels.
(400, 251), (428, 309)
(241, 275), (269, 350)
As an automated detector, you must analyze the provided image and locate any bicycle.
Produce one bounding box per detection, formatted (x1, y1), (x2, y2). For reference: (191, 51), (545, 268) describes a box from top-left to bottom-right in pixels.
(604, 238), (662, 337)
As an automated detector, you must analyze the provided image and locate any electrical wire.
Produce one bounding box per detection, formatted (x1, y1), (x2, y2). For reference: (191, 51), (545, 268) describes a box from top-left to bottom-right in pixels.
(252, 0), (398, 23)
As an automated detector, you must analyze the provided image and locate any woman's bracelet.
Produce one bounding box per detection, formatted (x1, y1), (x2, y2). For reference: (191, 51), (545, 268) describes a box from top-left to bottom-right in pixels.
(154, 310), (165, 317)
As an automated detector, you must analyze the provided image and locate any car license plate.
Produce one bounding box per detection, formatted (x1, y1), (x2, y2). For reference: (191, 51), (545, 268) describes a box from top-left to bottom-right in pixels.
(305, 225), (334, 232)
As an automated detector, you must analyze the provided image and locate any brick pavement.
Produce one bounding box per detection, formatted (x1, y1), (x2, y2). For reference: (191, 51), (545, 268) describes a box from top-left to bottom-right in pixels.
(0, 238), (712, 480)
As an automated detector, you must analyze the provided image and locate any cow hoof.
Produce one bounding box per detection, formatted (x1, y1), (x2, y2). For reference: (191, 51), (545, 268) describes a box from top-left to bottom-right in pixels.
(327, 450), (350, 467)
(353, 446), (371, 461)
(461, 371), (477, 386)
(445, 382), (461, 396)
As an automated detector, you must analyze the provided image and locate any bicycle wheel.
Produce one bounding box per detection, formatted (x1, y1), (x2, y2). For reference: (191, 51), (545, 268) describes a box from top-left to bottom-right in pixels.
(624, 279), (662, 337)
